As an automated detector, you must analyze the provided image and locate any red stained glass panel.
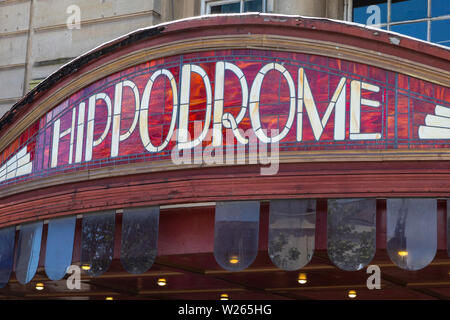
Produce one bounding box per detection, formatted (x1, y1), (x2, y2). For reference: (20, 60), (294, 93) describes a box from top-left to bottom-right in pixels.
(0, 49), (448, 188)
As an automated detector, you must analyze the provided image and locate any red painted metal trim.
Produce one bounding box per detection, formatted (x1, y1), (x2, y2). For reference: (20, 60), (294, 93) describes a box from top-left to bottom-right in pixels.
(437, 200), (447, 251)
(113, 213), (123, 260)
(315, 199), (328, 251)
(1, 161), (448, 229)
(71, 218), (83, 265)
(38, 223), (48, 269)
(258, 202), (270, 251)
(376, 199), (387, 250)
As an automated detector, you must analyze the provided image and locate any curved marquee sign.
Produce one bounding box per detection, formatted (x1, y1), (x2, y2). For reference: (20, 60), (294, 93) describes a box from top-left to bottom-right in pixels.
(0, 48), (449, 189)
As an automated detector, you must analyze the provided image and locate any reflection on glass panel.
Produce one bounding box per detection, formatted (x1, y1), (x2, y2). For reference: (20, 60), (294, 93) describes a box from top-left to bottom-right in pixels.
(0, 226), (15, 288)
(391, 0), (428, 22)
(387, 199), (437, 270)
(121, 206), (159, 274)
(391, 21), (428, 40)
(268, 200), (316, 271)
(327, 199), (376, 271)
(15, 221), (43, 284)
(210, 1), (240, 14)
(353, 0), (387, 25)
(432, 0), (450, 17)
(81, 211), (115, 277)
(214, 201), (260, 271)
(431, 19), (450, 44)
(244, 0), (263, 12)
(45, 216), (76, 280)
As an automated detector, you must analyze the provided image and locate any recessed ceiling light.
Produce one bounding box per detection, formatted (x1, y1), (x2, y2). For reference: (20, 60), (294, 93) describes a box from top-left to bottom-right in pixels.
(105, 296), (114, 300)
(398, 251), (408, 257)
(81, 264), (91, 270)
(229, 256), (239, 264)
(220, 293), (229, 300)
(348, 290), (357, 298)
(157, 278), (167, 286)
(35, 282), (44, 291)
(297, 273), (307, 284)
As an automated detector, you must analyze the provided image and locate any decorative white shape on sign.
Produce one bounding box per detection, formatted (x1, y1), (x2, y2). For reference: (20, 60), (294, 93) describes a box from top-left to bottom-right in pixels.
(0, 147), (32, 182)
(418, 105), (450, 139)
(139, 69), (179, 153)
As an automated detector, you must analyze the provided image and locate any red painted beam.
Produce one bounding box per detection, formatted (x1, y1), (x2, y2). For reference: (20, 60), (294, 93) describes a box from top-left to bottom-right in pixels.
(0, 161), (449, 228)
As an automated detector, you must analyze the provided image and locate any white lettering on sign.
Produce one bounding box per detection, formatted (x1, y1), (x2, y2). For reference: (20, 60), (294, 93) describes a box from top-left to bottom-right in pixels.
(178, 64), (213, 149)
(297, 68), (347, 141)
(212, 61), (249, 146)
(139, 69), (179, 154)
(112, 80), (140, 157)
(85, 93), (112, 162)
(350, 80), (382, 140)
(75, 102), (85, 163)
(49, 62), (387, 167)
(51, 108), (76, 167)
(249, 63), (296, 144)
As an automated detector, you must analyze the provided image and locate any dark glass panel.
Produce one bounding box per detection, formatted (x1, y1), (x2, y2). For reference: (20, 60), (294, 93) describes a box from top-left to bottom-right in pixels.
(387, 199), (437, 270)
(214, 201), (260, 271)
(0, 226), (15, 288)
(121, 206), (159, 274)
(81, 211), (115, 277)
(244, 0), (263, 12)
(431, 0), (450, 17)
(431, 19), (450, 43)
(45, 216), (76, 280)
(391, 0), (428, 22)
(391, 21), (428, 40)
(327, 199), (376, 271)
(210, 1), (241, 14)
(268, 199), (316, 271)
(353, 0), (388, 25)
(15, 221), (43, 284)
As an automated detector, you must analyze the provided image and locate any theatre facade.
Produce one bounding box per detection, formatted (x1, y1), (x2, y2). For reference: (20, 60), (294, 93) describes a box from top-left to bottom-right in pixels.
(0, 14), (449, 300)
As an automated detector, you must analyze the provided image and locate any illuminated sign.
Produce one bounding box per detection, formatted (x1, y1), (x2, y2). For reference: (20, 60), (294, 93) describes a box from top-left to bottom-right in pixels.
(0, 49), (449, 187)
